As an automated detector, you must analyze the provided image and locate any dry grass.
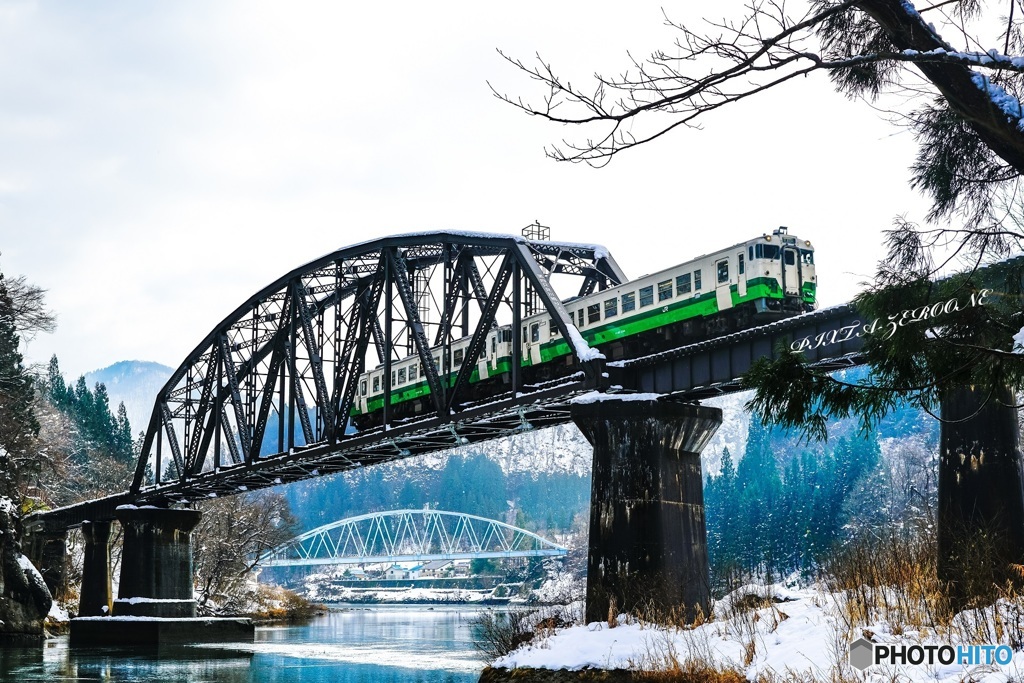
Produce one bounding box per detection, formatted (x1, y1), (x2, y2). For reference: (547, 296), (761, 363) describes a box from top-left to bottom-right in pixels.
(821, 526), (1024, 649)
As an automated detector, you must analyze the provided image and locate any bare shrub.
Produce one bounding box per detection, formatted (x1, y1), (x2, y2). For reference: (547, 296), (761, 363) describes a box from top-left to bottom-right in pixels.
(473, 609), (538, 661)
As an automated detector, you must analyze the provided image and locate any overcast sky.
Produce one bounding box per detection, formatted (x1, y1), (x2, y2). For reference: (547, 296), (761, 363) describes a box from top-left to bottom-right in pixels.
(1, 1), (931, 379)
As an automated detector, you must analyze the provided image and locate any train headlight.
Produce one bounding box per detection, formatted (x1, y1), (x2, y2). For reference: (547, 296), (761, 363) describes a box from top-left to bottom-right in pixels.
(765, 235), (772, 242)
(805, 240), (811, 246)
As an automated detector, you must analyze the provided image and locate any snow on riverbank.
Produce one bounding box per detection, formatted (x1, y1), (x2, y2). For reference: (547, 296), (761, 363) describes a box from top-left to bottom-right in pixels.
(494, 584), (1024, 682)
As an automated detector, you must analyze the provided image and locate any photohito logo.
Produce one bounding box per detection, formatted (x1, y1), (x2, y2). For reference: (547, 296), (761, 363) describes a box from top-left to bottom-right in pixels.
(848, 638), (1014, 670)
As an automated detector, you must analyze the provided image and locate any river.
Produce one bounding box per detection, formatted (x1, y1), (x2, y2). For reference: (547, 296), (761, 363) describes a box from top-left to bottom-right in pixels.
(0, 605), (489, 682)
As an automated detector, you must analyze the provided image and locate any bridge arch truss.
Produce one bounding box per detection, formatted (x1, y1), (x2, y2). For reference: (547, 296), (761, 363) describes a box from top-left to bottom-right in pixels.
(132, 232), (624, 505)
(259, 509), (569, 567)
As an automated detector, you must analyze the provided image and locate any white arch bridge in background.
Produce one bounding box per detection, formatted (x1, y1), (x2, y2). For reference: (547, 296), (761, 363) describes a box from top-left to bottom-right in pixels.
(258, 509), (568, 567)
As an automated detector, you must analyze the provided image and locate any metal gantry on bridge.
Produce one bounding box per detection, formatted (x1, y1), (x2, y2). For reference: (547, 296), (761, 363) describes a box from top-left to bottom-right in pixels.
(259, 509), (568, 567)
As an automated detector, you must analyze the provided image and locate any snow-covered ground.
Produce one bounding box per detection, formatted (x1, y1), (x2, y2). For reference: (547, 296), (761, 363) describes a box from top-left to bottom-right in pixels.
(494, 583), (1024, 682)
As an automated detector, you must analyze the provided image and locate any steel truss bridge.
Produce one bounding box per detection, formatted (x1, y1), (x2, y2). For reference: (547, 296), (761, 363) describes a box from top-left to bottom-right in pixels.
(259, 509), (568, 567)
(37, 231), (1019, 530)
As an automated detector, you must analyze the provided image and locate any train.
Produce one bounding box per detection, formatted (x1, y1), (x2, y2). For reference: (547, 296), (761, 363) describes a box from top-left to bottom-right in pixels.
(351, 227), (816, 428)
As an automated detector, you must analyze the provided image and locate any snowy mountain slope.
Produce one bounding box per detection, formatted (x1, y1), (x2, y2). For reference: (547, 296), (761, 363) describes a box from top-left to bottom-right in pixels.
(84, 360), (173, 435)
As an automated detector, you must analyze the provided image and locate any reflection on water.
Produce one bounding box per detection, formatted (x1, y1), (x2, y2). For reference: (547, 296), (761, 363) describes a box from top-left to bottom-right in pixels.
(0, 606), (486, 682)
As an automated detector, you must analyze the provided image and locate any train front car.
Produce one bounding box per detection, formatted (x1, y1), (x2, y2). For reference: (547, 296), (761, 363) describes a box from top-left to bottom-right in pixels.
(744, 226), (816, 321)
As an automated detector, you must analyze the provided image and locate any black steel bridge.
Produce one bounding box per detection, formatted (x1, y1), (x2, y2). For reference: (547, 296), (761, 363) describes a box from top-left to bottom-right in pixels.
(34, 231), (870, 529)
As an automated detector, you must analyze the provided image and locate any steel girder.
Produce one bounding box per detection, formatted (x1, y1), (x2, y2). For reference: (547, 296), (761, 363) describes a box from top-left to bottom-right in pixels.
(128, 232), (624, 505)
(259, 509), (568, 567)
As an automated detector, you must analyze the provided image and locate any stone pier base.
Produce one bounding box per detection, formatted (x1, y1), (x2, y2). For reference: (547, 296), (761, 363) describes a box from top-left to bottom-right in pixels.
(571, 397), (722, 624)
(69, 616), (254, 647)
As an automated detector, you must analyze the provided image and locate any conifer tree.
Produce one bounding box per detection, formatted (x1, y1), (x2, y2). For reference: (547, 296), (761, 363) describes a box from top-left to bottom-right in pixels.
(0, 274), (38, 499)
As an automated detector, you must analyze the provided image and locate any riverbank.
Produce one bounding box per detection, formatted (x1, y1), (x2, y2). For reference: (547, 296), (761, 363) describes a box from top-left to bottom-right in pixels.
(480, 583), (1024, 683)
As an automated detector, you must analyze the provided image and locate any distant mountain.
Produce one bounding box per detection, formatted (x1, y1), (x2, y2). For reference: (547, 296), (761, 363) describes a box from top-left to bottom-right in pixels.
(84, 360), (173, 436)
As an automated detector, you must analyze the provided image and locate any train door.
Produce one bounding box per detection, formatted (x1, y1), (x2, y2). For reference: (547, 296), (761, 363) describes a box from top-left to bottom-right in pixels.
(715, 257), (732, 311)
(525, 321), (542, 365)
(781, 246), (801, 296)
(737, 251), (747, 298)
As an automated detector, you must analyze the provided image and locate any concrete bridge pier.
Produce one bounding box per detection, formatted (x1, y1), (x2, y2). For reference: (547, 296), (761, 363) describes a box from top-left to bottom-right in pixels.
(70, 506), (254, 646)
(113, 507), (202, 618)
(78, 521), (113, 617)
(25, 526), (67, 599)
(571, 397), (722, 624)
(939, 384), (1024, 596)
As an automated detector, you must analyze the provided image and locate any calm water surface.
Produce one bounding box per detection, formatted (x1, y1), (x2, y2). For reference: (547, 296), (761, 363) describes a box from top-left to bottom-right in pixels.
(0, 605), (488, 682)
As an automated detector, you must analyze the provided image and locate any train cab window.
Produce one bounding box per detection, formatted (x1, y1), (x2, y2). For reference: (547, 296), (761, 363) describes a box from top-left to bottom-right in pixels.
(453, 349), (464, 367)
(738, 254), (745, 275)
(784, 250), (796, 266)
(694, 270), (702, 290)
(410, 364), (418, 381)
(523, 326), (528, 343)
(373, 376), (380, 392)
(757, 244), (780, 260)
(587, 304), (601, 323)
(491, 336), (497, 355)
(800, 249), (814, 265)
(658, 280), (673, 302)
(677, 273), (691, 295)
(398, 368), (407, 384)
(531, 323), (540, 342)
(717, 260), (729, 284)
(621, 292), (636, 312)
(360, 380), (367, 395)
(604, 298), (618, 318)
(639, 285), (654, 307)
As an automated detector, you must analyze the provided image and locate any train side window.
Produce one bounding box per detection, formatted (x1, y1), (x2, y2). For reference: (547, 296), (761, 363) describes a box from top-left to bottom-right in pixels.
(549, 319), (558, 338)
(622, 292), (635, 312)
(531, 323), (540, 342)
(738, 254), (745, 275)
(717, 260), (729, 284)
(373, 376), (380, 392)
(675, 272), (692, 294)
(749, 246), (754, 261)
(453, 349), (464, 366)
(410, 364), (418, 381)
(604, 298), (617, 318)
(657, 280), (672, 301)
(522, 326), (528, 343)
(577, 309), (585, 327)
(800, 249), (814, 265)
(398, 368), (406, 384)
(491, 337), (497, 355)
(587, 304), (601, 323)
(433, 356), (440, 370)
(784, 250), (796, 266)
(694, 270), (702, 290)
(360, 380), (367, 395)
(391, 371), (396, 387)
(639, 285), (654, 307)
(676, 273), (691, 295)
